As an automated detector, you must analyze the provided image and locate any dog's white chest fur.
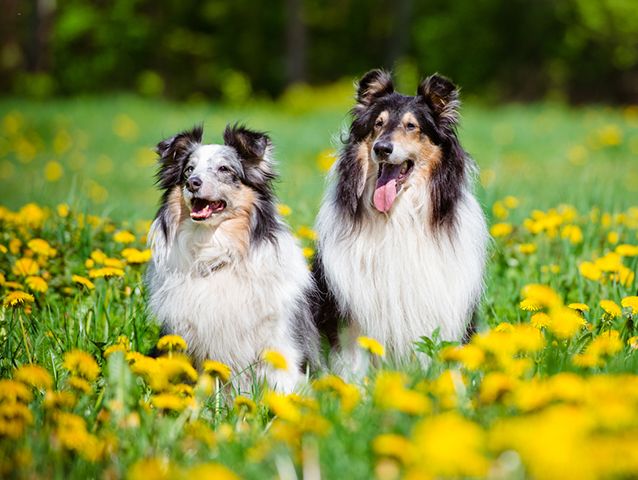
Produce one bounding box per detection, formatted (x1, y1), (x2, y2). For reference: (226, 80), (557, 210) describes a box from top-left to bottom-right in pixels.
(317, 186), (488, 363)
(147, 220), (311, 392)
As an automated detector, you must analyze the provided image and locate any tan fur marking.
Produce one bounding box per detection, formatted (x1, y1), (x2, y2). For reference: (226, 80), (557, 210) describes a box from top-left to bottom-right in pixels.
(357, 139), (372, 197)
(168, 187), (189, 223)
(216, 185), (255, 257)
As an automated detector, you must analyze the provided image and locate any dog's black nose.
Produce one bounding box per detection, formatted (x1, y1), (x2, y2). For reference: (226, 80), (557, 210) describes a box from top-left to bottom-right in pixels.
(373, 141), (393, 157)
(186, 176), (202, 192)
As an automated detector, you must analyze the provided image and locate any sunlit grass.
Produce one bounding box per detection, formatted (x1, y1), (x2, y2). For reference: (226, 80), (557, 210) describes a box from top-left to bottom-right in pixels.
(0, 95), (637, 478)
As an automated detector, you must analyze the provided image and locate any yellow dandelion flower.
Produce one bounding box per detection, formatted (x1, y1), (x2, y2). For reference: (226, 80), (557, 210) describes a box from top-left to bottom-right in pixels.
(151, 393), (192, 412)
(607, 231), (619, 244)
(621, 296), (638, 314)
(548, 307), (585, 339)
(202, 360), (231, 383)
(3, 290), (35, 308)
(67, 376), (92, 394)
(44, 161), (64, 182)
(9, 238), (22, 254)
(492, 201), (508, 220)
(588, 330), (623, 357)
(57, 203), (70, 217)
(25, 276), (48, 293)
(628, 336), (638, 350)
(121, 247), (151, 264)
(0, 245), (6, 255)
(479, 372), (515, 404)
(27, 238), (57, 257)
(0, 379), (33, 403)
(104, 344), (128, 358)
(88, 267), (125, 278)
(90, 249), (107, 264)
(14, 364), (52, 390)
(519, 298), (542, 312)
(72, 274), (95, 290)
(156, 356), (198, 383)
(156, 334), (187, 352)
(12, 257), (39, 277)
(277, 203), (292, 216)
(264, 391), (301, 422)
(297, 225), (318, 241)
(560, 224), (583, 244)
(579, 261), (602, 282)
(517, 243), (537, 254)
(599, 299), (621, 318)
(568, 303), (589, 313)
(44, 391), (76, 409)
(503, 195), (519, 209)
(615, 244), (638, 256)
(316, 148), (336, 172)
(520, 284), (561, 309)
(302, 247), (315, 258)
(113, 230), (136, 244)
(184, 464), (240, 480)
(412, 412), (488, 478)
(0, 402), (33, 438)
(439, 344), (485, 370)
(113, 114), (139, 141)
(262, 349), (288, 371)
(234, 395), (257, 414)
(374, 371), (430, 415)
(63, 349), (100, 380)
(312, 374), (360, 412)
(372, 433), (413, 465)
(357, 336), (385, 357)
(490, 222), (513, 237)
(103, 257), (125, 269)
(18, 203), (46, 228)
(127, 458), (176, 480)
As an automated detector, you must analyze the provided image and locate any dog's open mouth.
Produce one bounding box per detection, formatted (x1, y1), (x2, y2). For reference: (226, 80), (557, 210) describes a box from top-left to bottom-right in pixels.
(373, 160), (414, 213)
(190, 198), (227, 221)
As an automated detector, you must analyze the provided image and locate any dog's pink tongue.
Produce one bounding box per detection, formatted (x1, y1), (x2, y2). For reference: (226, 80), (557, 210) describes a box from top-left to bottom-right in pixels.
(373, 179), (397, 213)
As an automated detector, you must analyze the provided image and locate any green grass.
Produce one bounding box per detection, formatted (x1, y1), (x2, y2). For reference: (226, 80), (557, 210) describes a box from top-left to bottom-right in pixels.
(1, 96), (637, 224)
(1, 95), (638, 479)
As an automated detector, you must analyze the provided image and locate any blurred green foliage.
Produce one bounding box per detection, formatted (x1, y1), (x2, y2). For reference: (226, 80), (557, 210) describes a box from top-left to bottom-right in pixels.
(2, 0), (638, 103)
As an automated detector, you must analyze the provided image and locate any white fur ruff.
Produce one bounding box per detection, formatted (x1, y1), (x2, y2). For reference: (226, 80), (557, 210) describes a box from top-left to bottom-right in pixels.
(147, 218), (312, 394)
(316, 173), (488, 373)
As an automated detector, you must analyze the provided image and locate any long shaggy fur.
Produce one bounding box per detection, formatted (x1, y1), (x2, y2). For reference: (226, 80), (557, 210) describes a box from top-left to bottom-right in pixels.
(313, 70), (488, 374)
(146, 125), (318, 393)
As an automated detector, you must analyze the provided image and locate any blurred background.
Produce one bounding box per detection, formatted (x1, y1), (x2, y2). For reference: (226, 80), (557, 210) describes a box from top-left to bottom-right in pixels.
(1, 0), (637, 223)
(3, 0), (638, 103)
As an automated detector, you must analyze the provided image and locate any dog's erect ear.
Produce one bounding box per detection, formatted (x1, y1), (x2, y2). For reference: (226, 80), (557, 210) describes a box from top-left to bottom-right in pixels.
(156, 125), (203, 162)
(356, 69), (394, 107)
(223, 124), (271, 163)
(417, 74), (460, 128)
(224, 124), (275, 188)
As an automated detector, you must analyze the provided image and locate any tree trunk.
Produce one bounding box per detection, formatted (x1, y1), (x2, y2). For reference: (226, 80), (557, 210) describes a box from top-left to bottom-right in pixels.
(285, 0), (307, 84)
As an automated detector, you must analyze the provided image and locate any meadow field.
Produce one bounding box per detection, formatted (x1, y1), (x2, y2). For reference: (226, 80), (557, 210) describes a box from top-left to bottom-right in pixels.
(1, 92), (638, 479)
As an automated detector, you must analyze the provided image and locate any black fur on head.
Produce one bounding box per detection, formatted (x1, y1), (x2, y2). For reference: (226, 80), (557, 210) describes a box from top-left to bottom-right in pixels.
(223, 124), (281, 244)
(155, 124), (203, 193)
(337, 69), (468, 232)
(153, 124), (281, 244)
(153, 125), (203, 240)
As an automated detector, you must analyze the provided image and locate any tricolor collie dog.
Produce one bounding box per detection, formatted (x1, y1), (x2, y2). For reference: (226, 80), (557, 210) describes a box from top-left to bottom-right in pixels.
(313, 70), (488, 371)
(146, 125), (318, 393)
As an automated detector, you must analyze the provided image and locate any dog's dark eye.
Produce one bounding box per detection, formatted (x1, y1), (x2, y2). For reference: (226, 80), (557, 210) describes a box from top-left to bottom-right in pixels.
(183, 165), (194, 177)
(218, 166), (231, 174)
(405, 122), (417, 131)
(375, 118), (384, 128)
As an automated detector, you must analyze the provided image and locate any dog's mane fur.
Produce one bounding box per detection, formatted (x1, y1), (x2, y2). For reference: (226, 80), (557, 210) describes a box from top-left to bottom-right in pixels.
(313, 70), (488, 373)
(146, 125), (318, 393)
